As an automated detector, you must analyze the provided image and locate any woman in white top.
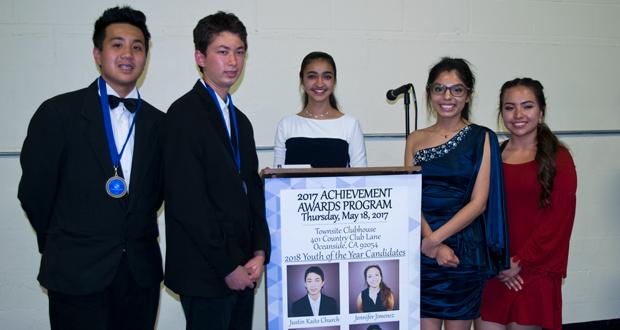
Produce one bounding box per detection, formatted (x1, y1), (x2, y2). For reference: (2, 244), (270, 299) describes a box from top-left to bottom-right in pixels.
(274, 51), (367, 168)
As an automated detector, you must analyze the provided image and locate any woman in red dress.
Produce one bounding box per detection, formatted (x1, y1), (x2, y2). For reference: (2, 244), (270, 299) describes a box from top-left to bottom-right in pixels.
(477, 78), (577, 330)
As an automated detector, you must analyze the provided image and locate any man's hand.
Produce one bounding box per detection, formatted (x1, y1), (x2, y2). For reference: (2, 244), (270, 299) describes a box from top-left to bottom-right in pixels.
(244, 253), (265, 282)
(224, 265), (255, 291)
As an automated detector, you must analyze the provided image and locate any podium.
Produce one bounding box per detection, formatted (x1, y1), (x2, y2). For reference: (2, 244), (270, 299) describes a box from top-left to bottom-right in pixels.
(262, 167), (422, 330)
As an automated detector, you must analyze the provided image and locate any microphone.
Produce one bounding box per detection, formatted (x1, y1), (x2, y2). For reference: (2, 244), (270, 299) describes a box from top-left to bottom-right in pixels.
(386, 83), (412, 101)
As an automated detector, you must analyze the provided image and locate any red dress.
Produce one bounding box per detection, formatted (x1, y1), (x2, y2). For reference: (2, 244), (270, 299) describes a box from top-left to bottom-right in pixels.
(480, 148), (577, 329)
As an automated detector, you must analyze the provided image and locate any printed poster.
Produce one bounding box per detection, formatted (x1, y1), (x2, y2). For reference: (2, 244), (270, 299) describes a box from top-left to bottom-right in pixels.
(265, 173), (421, 330)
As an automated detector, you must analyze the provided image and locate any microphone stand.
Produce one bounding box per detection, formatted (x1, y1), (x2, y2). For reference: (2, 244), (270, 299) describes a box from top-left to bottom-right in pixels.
(411, 84), (418, 134)
(401, 84), (418, 137)
(404, 90), (410, 137)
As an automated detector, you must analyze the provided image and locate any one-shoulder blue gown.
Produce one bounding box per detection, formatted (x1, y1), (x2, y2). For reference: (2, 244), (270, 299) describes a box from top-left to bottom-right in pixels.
(414, 124), (509, 319)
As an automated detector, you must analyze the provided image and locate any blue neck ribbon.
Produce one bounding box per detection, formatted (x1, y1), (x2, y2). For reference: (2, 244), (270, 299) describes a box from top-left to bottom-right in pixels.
(98, 77), (141, 172)
(202, 81), (241, 172)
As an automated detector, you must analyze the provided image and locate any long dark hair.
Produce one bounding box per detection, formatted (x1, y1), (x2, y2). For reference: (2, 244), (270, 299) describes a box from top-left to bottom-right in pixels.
(299, 51), (339, 110)
(364, 265), (392, 308)
(499, 77), (565, 208)
(425, 57), (475, 121)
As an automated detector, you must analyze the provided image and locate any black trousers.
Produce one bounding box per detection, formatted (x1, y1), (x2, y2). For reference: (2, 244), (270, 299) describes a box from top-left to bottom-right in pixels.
(181, 289), (255, 330)
(48, 254), (160, 330)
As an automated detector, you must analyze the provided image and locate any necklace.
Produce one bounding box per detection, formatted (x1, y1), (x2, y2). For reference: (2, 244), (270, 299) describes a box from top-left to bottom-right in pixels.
(304, 109), (330, 119)
(436, 125), (467, 139)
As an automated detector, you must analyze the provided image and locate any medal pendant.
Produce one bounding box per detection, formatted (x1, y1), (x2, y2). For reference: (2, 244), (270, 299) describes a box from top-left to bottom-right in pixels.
(106, 168), (127, 198)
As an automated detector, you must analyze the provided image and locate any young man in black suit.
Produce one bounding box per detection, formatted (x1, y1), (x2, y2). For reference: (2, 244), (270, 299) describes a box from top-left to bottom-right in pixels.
(18, 6), (164, 330)
(163, 11), (271, 330)
(289, 266), (339, 317)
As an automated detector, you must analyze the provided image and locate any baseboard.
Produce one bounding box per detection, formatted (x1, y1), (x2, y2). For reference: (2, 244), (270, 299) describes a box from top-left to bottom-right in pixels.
(563, 318), (620, 330)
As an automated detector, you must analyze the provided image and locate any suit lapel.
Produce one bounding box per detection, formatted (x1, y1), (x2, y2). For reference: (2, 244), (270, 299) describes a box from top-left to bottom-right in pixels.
(195, 81), (237, 161)
(82, 81), (114, 179)
(127, 108), (155, 201)
(81, 80), (127, 208)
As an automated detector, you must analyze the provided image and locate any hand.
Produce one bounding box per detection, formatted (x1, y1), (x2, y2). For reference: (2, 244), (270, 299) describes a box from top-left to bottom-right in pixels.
(499, 257), (521, 278)
(421, 235), (441, 258)
(497, 257), (524, 291)
(224, 265), (255, 291)
(435, 244), (459, 267)
(498, 274), (523, 291)
(243, 254), (265, 282)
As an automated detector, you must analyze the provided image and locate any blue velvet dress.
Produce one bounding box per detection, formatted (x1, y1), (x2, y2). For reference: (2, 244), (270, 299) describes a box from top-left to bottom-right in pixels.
(414, 124), (509, 319)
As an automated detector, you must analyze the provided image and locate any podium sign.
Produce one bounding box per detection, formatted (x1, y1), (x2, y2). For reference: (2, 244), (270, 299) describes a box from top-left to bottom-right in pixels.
(263, 167), (421, 330)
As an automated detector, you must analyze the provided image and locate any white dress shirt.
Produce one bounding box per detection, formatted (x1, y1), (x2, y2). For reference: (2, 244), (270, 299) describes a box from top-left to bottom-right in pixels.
(102, 83), (137, 188)
(309, 294), (321, 316)
(202, 79), (231, 135)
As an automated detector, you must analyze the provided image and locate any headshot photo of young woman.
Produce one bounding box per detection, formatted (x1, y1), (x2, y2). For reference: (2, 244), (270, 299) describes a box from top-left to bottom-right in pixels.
(348, 260), (399, 314)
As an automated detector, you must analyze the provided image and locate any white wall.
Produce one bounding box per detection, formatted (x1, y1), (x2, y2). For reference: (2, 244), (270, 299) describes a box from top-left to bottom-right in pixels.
(1, 0), (619, 328)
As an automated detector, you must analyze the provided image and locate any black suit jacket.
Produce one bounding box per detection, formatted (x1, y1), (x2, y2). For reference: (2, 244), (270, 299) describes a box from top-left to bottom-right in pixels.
(18, 80), (164, 295)
(163, 80), (271, 297)
(289, 294), (339, 317)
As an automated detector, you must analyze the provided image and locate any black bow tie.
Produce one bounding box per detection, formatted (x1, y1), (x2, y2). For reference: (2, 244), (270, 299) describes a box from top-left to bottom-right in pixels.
(108, 95), (138, 113)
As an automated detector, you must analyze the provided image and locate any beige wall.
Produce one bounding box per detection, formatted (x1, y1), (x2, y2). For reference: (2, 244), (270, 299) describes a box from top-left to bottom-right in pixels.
(2, 0), (619, 328)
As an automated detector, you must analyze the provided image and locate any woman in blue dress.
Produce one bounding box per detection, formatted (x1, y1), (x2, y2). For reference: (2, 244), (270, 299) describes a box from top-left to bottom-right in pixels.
(404, 57), (509, 330)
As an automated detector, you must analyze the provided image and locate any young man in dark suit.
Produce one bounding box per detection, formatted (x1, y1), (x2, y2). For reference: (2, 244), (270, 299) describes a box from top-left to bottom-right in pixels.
(289, 266), (339, 317)
(18, 6), (164, 330)
(162, 11), (271, 330)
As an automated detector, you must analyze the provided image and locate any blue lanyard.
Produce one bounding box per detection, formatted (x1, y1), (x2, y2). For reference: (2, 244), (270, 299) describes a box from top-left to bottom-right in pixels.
(98, 77), (141, 170)
(202, 81), (241, 172)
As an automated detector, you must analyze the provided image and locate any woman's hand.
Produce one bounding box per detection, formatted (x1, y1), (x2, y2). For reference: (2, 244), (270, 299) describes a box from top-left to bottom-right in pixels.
(435, 244), (460, 267)
(498, 274), (523, 291)
(499, 257), (521, 278)
(497, 257), (523, 291)
(421, 235), (441, 258)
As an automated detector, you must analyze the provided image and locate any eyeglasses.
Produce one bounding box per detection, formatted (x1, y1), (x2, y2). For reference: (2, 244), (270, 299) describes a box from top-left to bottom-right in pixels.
(429, 83), (469, 97)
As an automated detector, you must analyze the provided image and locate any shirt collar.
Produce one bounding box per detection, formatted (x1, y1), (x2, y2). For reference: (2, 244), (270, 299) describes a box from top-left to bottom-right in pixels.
(201, 79), (229, 110)
(99, 82), (138, 116)
(308, 294), (321, 315)
(99, 82), (138, 99)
